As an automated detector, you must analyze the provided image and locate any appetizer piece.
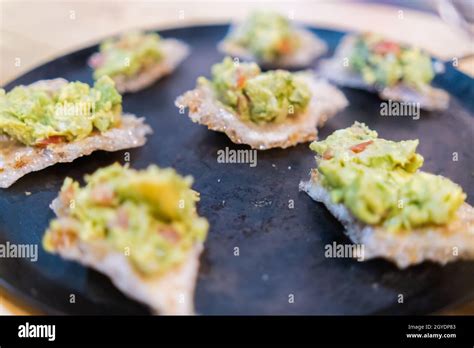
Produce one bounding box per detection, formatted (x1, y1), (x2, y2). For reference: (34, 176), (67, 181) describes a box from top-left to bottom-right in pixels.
(43, 163), (209, 315)
(218, 11), (327, 68)
(0, 77), (151, 188)
(319, 33), (449, 110)
(176, 57), (347, 150)
(300, 122), (473, 268)
(89, 31), (189, 93)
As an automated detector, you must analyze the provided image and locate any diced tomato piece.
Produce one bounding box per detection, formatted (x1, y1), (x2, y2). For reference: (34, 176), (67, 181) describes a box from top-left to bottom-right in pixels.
(350, 140), (373, 153)
(115, 207), (129, 229)
(159, 228), (180, 244)
(90, 184), (116, 205)
(373, 41), (401, 56)
(60, 184), (76, 207)
(89, 53), (104, 68)
(277, 38), (292, 54)
(237, 74), (246, 89)
(36, 136), (65, 148)
(322, 149), (334, 160)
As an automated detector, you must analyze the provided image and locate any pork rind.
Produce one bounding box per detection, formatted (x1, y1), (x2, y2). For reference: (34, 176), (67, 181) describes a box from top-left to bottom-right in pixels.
(175, 72), (348, 150)
(0, 79), (152, 188)
(318, 35), (449, 111)
(48, 196), (203, 315)
(300, 170), (474, 269)
(89, 39), (190, 93)
(219, 25), (327, 68)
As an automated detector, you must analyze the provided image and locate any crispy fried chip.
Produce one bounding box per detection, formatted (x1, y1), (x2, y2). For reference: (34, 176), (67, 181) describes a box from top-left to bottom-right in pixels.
(0, 79), (152, 188)
(300, 171), (474, 268)
(176, 72), (348, 150)
(318, 35), (449, 111)
(219, 26), (327, 68)
(47, 195), (203, 315)
(89, 38), (189, 93)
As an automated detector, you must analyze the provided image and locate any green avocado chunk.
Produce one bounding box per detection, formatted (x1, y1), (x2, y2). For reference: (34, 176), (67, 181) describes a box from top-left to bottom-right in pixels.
(349, 33), (435, 90)
(229, 11), (299, 62)
(199, 57), (311, 124)
(93, 31), (163, 79)
(310, 122), (466, 231)
(43, 163), (209, 276)
(0, 76), (122, 146)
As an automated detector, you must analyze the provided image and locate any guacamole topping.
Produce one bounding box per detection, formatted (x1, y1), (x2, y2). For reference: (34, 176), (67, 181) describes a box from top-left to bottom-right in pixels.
(93, 31), (163, 79)
(349, 33), (435, 90)
(200, 57), (311, 123)
(310, 122), (466, 231)
(0, 76), (122, 146)
(43, 163), (209, 276)
(230, 11), (299, 61)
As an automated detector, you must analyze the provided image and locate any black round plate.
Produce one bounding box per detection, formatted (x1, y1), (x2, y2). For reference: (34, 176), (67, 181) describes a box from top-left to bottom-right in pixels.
(1, 25), (473, 315)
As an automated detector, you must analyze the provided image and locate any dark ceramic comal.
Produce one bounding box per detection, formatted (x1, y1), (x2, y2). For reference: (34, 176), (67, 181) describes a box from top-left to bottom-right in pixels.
(0, 25), (473, 314)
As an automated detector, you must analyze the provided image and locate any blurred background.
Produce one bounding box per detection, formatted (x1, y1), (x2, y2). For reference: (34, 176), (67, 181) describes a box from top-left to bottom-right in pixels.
(1, 0), (473, 85)
(0, 0), (473, 314)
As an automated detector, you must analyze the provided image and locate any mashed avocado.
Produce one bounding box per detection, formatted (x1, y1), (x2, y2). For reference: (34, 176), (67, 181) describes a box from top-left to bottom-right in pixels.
(43, 163), (209, 276)
(200, 57), (311, 123)
(93, 31), (163, 79)
(229, 11), (299, 61)
(350, 33), (435, 90)
(0, 76), (122, 146)
(310, 122), (466, 231)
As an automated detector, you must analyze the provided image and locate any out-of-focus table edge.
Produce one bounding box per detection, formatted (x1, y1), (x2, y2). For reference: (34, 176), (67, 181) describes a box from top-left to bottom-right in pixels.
(1, 287), (41, 315)
(0, 1), (473, 315)
(1, 1), (473, 85)
(2, 283), (474, 315)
